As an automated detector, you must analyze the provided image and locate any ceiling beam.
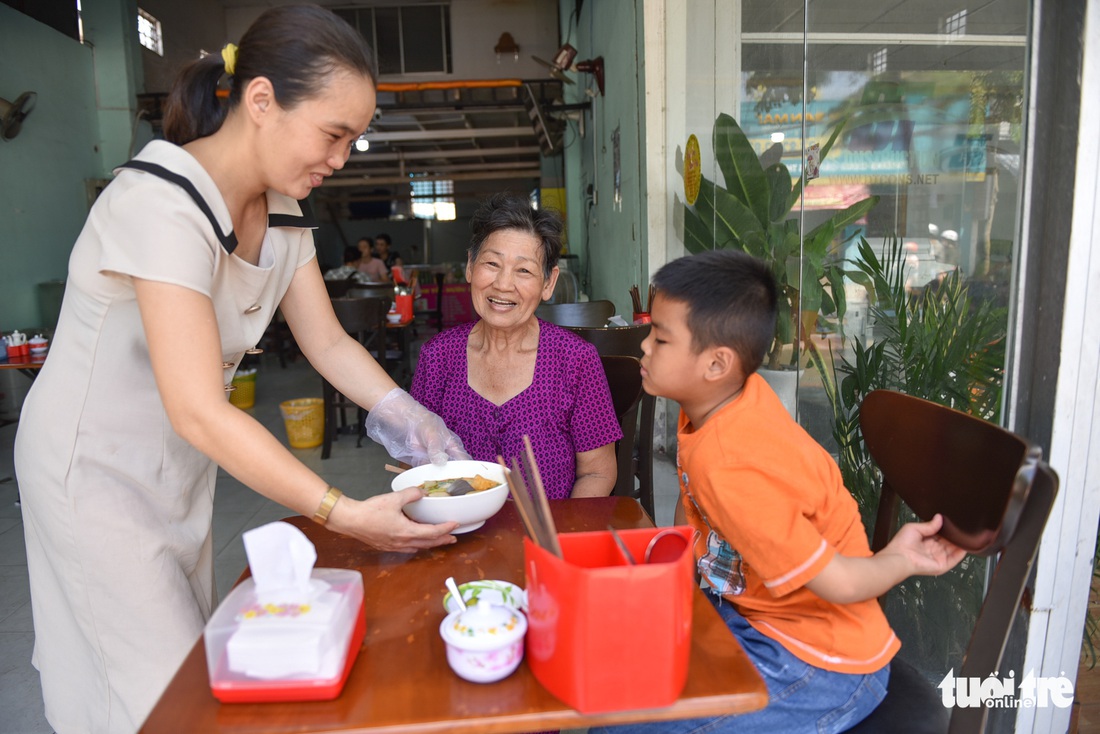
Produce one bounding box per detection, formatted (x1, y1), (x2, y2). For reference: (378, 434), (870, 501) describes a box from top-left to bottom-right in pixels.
(320, 169), (541, 187)
(363, 127), (536, 143)
(347, 145), (540, 163)
(742, 32), (1026, 46)
(337, 160), (540, 178)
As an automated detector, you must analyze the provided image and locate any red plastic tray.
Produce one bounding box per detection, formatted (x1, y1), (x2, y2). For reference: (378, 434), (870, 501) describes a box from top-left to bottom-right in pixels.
(211, 599), (366, 703)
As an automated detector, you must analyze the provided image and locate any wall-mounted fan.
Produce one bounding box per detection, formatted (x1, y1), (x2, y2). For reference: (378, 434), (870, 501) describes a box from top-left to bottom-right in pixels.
(1, 91), (37, 141)
(532, 44), (605, 96)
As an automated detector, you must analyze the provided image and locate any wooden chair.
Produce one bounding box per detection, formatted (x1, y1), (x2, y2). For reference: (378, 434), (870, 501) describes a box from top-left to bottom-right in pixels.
(600, 355), (645, 502)
(322, 297), (389, 459)
(567, 324), (656, 519)
(843, 390), (1059, 734)
(536, 299), (617, 327)
(324, 279), (351, 298)
(414, 271), (447, 334)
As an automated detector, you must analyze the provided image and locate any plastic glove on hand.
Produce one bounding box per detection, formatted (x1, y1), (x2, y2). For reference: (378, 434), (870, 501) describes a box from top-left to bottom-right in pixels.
(365, 388), (470, 467)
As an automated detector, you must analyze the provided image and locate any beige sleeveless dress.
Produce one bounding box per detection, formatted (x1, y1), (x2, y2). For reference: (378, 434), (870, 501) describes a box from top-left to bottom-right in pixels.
(14, 140), (317, 733)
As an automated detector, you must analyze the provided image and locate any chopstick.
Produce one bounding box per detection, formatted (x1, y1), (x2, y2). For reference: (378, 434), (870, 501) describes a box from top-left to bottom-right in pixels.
(647, 283), (655, 312)
(498, 455), (541, 545)
(384, 463), (409, 474)
(630, 285), (642, 314)
(522, 435), (562, 557)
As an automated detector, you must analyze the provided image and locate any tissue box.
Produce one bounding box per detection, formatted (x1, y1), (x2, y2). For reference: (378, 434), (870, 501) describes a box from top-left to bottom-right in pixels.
(204, 568), (365, 703)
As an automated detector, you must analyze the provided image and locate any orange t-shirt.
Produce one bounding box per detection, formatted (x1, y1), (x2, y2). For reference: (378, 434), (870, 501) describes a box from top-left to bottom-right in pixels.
(677, 373), (899, 674)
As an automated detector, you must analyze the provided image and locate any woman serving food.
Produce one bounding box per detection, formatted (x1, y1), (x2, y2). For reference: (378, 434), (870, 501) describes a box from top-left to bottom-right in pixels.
(15, 7), (466, 732)
(410, 193), (621, 499)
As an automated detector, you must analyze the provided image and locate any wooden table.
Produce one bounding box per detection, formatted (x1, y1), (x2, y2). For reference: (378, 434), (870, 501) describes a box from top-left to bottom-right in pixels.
(139, 497), (767, 733)
(0, 355), (45, 381)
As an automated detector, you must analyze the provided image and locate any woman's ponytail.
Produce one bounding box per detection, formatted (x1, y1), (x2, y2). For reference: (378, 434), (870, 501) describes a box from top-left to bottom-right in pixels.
(162, 53), (229, 145)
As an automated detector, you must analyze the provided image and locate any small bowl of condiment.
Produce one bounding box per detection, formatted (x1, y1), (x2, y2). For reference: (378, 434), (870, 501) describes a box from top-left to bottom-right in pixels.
(439, 599), (527, 683)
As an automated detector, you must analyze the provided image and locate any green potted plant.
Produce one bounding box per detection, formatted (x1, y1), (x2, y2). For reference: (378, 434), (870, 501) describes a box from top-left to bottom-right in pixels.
(678, 113), (879, 372)
(808, 236), (1008, 675)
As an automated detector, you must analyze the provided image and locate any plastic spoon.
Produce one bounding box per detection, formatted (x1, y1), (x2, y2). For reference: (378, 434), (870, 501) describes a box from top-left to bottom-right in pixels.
(445, 577), (467, 612)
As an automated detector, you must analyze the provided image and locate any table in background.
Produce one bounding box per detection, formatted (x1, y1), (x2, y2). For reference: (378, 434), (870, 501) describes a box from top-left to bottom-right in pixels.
(0, 357), (44, 430)
(139, 497), (768, 734)
(0, 356), (44, 381)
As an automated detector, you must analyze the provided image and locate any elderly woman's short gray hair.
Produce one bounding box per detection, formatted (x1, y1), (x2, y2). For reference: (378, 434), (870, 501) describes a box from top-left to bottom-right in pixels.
(468, 193), (563, 279)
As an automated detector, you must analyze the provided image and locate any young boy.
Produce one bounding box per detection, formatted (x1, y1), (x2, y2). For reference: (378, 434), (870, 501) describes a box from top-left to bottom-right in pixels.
(595, 250), (966, 734)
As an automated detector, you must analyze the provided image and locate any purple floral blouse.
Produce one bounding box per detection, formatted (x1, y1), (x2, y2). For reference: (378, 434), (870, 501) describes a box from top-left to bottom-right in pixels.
(411, 319), (622, 499)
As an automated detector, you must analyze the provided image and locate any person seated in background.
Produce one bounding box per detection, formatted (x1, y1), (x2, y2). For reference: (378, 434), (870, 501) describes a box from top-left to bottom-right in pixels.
(323, 246), (366, 282)
(374, 233), (404, 276)
(357, 235), (374, 260)
(411, 193), (621, 499)
(591, 251), (965, 734)
(356, 237), (390, 282)
(325, 246), (387, 284)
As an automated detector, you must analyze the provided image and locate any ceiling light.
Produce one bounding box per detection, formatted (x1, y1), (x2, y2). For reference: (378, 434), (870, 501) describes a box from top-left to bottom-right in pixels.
(355, 137), (369, 152)
(771, 132), (785, 143)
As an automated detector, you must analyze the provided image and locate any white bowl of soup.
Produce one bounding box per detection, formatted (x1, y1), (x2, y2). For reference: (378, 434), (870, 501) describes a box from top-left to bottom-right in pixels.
(391, 460), (508, 534)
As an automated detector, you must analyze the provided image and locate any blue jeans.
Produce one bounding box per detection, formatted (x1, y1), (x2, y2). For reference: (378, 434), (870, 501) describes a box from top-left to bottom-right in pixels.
(590, 592), (889, 734)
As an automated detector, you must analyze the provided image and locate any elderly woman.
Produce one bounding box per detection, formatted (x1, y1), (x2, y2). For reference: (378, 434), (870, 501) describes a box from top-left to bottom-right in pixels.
(411, 193), (621, 499)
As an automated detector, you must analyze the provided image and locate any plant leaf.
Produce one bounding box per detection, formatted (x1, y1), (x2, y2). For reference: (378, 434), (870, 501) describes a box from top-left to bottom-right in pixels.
(713, 113), (770, 229)
(765, 163), (794, 224)
(681, 204), (714, 255)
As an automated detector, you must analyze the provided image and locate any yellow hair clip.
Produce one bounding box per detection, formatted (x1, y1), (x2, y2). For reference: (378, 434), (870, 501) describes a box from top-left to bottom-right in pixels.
(221, 43), (239, 76)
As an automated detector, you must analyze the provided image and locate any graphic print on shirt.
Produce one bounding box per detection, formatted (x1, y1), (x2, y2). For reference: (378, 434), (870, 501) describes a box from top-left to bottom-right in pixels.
(679, 458), (746, 596)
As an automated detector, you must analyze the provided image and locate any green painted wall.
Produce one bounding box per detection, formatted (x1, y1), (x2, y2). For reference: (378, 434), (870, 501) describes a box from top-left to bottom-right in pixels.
(559, 0), (648, 317)
(0, 0), (140, 332)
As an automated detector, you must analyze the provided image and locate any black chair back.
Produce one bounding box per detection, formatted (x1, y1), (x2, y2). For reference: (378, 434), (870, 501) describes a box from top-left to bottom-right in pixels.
(566, 324), (656, 519)
(861, 389), (1036, 556)
(325, 279), (351, 298)
(536, 299), (617, 327)
(843, 390), (1058, 734)
(600, 356), (644, 500)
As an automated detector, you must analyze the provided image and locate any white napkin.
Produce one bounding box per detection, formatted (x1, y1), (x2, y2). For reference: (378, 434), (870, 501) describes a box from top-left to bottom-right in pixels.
(242, 522), (317, 604)
(607, 315), (630, 327)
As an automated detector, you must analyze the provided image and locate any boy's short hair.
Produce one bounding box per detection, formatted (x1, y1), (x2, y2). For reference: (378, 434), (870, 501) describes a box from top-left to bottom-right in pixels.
(652, 250), (777, 375)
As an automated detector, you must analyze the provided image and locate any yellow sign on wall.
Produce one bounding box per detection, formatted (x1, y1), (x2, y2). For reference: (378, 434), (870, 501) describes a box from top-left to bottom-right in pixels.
(684, 135), (701, 205)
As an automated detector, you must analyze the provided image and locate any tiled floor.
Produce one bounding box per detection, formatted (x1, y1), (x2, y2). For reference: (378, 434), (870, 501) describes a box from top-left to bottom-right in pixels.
(0, 336), (680, 734)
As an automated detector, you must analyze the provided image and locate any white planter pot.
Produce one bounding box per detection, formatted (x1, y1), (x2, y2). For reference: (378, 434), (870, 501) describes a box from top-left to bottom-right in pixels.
(758, 368), (803, 419)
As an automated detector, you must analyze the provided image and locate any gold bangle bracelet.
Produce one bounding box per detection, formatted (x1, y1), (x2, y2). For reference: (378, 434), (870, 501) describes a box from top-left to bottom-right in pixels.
(312, 486), (343, 525)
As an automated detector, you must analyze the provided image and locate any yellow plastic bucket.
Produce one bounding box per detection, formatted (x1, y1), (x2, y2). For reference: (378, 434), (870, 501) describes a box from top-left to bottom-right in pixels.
(229, 371), (257, 409)
(279, 398), (325, 449)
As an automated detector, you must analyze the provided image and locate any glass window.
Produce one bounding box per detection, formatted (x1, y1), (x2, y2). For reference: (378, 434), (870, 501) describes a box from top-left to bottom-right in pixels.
(137, 8), (163, 57)
(401, 5), (447, 74)
(374, 6), (403, 75)
(335, 4), (451, 75)
(411, 177), (455, 221)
